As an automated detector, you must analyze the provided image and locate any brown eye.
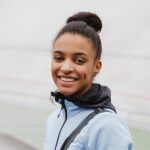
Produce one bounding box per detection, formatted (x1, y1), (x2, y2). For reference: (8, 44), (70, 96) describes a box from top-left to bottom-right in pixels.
(53, 56), (64, 62)
(74, 58), (85, 65)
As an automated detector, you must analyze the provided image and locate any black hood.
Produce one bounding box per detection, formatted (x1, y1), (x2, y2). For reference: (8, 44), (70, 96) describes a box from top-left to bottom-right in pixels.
(51, 83), (116, 113)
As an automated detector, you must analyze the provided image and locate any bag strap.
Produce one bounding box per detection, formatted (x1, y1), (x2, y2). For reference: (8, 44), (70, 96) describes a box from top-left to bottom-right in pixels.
(60, 108), (103, 150)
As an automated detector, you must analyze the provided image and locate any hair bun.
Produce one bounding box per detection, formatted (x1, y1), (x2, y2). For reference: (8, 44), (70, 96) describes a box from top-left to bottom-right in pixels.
(67, 12), (102, 32)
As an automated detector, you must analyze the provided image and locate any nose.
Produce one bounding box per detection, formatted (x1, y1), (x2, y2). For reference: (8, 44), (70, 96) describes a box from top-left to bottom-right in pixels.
(60, 60), (74, 73)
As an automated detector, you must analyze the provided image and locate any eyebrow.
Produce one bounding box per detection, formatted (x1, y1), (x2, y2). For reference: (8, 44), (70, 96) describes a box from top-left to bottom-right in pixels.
(53, 50), (87, 56)
(74, 52), (87, 57)
(52, 50), (64, 54)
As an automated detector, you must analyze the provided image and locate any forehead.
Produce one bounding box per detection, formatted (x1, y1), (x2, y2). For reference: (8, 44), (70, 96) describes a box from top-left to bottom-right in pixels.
(53, 33), (96, 56)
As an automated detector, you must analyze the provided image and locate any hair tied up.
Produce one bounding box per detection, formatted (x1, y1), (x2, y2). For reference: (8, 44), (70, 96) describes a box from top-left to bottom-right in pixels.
(67, 12), (102, 33)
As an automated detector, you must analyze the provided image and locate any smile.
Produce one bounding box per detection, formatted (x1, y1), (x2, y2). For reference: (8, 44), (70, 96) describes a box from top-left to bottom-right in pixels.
(59, 76), (78, 82)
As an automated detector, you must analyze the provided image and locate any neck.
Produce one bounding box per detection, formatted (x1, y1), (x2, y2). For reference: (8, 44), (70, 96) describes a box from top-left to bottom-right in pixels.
(67, 83), (92, 97)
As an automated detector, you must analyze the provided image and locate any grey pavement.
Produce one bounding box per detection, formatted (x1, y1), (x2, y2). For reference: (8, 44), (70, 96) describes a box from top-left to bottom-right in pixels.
(0, 133), (37, 150)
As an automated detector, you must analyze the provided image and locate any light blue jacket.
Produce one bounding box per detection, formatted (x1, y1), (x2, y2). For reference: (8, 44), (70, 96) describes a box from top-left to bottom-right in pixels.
(44, 100), (132, 150)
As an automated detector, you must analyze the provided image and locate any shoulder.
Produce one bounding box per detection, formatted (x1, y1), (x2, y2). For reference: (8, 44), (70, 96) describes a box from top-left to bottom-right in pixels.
(80, 110), (132, 149)
(91, 110), (128, 129)
(85, 110), (131, 137)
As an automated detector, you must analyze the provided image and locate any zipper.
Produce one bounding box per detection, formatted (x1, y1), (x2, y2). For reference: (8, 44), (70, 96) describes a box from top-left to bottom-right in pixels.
(54, 100), (67, 150)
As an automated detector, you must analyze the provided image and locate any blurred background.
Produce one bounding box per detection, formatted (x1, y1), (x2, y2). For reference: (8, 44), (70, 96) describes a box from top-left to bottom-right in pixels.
(0, 0), (150, 149)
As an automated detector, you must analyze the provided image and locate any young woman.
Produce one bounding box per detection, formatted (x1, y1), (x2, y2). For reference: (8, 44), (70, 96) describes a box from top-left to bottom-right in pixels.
(44, 12), (132, 150)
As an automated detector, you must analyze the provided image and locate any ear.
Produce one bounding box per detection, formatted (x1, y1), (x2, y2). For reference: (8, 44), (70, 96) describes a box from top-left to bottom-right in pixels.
(94, 60), (102, 75)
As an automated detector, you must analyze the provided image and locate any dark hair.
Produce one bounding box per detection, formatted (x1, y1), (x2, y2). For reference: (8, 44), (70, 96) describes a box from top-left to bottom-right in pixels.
(53, 12), (102, 59)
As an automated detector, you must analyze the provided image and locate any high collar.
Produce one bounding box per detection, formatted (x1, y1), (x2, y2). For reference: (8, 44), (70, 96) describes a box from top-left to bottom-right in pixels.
(51, 83), (116, 113)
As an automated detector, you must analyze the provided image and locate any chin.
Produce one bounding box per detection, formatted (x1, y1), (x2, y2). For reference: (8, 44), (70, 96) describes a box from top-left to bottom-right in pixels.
(59, 88), (77, 96)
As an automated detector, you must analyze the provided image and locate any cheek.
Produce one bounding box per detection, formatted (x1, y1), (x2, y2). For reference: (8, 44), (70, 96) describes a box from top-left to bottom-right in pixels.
(51, 62), (55, 74)
(86, 64), (96, 80)
(51, 61), (59, 77)
(78, 65), (93, 80)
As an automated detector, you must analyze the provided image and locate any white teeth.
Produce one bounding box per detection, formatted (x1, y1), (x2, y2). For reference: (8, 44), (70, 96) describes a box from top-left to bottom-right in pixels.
(60, 77), (75, 82)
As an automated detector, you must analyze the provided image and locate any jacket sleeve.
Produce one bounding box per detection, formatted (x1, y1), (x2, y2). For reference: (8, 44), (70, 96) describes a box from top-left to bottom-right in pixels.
(83, 112), (132, 150)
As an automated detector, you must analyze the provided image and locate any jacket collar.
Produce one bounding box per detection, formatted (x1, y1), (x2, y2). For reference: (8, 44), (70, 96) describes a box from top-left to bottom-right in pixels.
(51, 83), (116, 113)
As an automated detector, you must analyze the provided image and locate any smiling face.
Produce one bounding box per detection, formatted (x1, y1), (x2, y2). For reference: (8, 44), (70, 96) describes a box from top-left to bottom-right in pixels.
(51, 33), (101, 96)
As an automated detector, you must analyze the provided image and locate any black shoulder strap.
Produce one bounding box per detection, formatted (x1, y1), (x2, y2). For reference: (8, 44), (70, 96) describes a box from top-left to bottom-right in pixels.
(60, 108), (103, 150)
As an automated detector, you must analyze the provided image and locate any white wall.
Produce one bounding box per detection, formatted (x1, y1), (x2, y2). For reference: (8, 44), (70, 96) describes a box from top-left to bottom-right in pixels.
(0, 0), (150, 136)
